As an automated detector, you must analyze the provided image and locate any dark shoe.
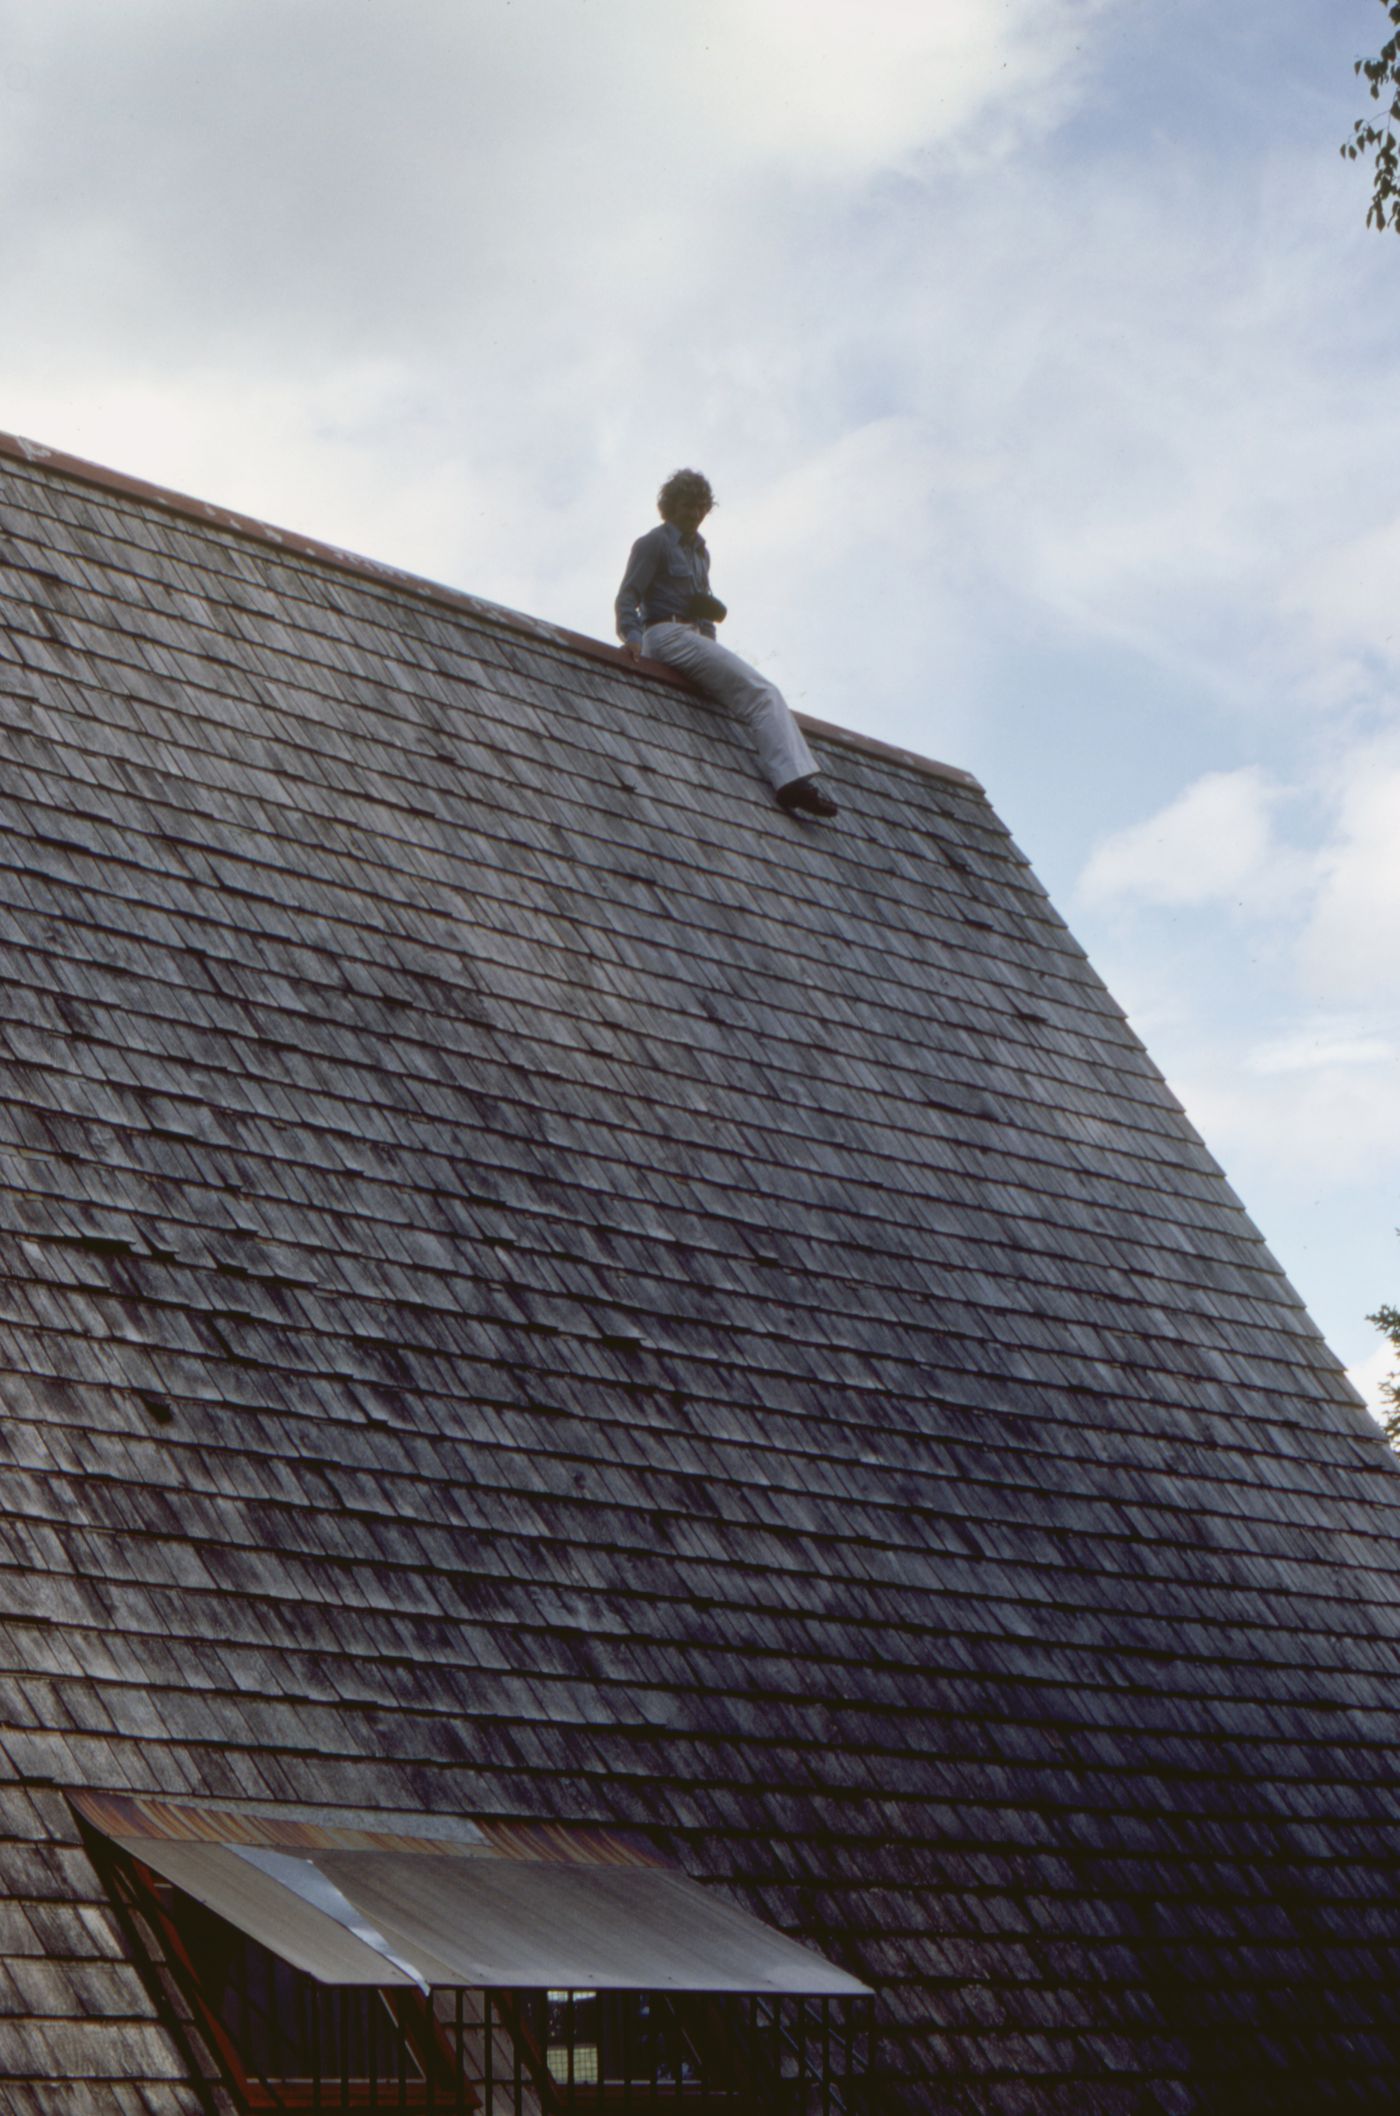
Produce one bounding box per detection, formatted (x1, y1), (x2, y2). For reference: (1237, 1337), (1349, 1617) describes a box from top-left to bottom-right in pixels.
(775, 776), (838, 819)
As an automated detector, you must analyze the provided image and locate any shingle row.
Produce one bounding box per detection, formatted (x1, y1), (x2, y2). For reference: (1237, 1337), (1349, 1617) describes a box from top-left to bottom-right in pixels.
(3, 446), (1400, 2109)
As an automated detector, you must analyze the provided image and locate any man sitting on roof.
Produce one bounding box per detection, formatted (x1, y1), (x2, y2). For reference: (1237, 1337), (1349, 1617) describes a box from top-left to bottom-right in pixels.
(615, 469), (838, 819)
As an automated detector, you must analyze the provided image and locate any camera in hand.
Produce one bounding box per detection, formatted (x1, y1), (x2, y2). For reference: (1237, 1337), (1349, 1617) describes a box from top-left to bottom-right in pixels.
(683, 590), (728, 625)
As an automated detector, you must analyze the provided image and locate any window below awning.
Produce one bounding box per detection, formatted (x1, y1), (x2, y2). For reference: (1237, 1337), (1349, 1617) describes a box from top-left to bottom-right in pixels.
(74, 1790), (869, 1997)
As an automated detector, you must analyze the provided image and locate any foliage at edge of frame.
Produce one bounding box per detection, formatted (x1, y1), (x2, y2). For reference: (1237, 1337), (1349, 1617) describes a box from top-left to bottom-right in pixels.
(1342, 0), (1400, 233)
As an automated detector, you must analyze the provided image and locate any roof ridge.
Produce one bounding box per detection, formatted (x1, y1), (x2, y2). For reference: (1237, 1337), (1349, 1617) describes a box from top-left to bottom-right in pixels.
(0, 426), (982, 795)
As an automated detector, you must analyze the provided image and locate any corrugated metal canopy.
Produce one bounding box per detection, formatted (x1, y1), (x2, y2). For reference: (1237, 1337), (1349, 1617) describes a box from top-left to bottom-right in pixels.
(312, 1853), (867, 1993)
(111, 1838), (422, 1988)
(94, 1801), (866, 1996)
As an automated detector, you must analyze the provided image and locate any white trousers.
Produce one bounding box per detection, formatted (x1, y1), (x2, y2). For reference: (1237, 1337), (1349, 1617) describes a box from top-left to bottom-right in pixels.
(643, 622), (818, 792)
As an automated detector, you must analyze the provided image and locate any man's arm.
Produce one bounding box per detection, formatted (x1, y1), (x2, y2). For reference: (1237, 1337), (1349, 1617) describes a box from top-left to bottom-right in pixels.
(615, 528), (663, 659)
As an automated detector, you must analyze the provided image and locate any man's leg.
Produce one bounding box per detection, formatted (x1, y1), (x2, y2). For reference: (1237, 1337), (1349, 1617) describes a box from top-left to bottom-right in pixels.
(642, 624), (819, 792)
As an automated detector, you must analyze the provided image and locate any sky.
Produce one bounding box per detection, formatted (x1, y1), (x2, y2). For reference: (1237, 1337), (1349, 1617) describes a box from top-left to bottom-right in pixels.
(1, 0), (1398, 1410)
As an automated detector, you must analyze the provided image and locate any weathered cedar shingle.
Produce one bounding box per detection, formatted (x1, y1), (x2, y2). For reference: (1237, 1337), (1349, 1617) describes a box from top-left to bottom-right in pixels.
(2, 436), (1400, 2112)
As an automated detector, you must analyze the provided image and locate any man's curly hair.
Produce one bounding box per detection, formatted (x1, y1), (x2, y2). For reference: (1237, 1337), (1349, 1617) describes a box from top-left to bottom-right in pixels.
(657, 469), (715, 521)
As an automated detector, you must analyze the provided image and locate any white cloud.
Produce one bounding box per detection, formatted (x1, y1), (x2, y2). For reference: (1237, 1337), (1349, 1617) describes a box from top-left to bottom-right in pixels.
(0, 0), (1121, 640)
(1076, 735), (1400, 1073)
(1074, 754), (1400, 1214)
(1078, 768), (1305, 913)
(1, 364), (479, 586)
(685, 0), (1109, 170)
(1298, 746), (1400, 1004)
(1248, 1019), (1395, 1075)
(0, 0), (1108, 360)
(1146, 1026), (1400, 1373)
(1176, 1042), (1400, 1188)
(1, 0), (1391, 764)
(707, 417), (984, 739)
(1348, 1341), (1398, 1428)
(1284, 515), (1400, 670)
(1071, 751), (1400, 1382)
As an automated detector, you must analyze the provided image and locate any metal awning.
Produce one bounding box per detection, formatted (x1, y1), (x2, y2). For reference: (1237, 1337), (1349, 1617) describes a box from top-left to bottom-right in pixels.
(75, 1792), (869, 1996)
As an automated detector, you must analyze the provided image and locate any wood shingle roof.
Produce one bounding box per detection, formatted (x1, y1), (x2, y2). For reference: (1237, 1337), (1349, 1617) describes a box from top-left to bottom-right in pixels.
(2, 432), (1400, 2113)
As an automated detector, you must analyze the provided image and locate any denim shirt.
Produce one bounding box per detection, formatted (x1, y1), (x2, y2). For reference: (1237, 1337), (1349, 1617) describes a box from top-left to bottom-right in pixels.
(614, 522), (715, 646)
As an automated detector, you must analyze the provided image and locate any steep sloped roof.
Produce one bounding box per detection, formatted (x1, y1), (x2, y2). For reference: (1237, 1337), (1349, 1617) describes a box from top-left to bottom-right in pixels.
(1, 430), (1399, 2115)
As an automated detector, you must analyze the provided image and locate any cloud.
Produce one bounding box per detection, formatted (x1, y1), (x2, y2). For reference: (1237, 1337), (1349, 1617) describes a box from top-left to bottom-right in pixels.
(1151, 1030), (1400, 1373)
(0, 0), (1118, 624)
(1071, 746), (1400, 1374)
(1285, 515), (1400, 672)
(1078, 767), (1306, 913)
(1298, 743), (1400, 1004)
(2, 0), (1394, 713)
(1348, 1341), (1398, 1429)
(685, 0), (1110, 170)
(1077, 741), (1400, 1010)
(1249, 1019), (1395, 1076)
(0, 0), (1107, 366)
(707, 417), (986, 741)
(1074, 751), (1400, 1199)
(2, 0), (1393, 752)
(1180, 1041), (1400, 1186)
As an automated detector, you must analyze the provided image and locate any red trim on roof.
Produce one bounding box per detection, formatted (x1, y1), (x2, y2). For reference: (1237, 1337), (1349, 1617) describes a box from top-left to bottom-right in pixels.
(71, 1789), (668, 1867)
(0, 427), (982, 793)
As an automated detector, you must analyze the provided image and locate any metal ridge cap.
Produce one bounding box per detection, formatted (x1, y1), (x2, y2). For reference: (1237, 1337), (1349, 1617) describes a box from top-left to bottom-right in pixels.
(0, 426), (985, 798)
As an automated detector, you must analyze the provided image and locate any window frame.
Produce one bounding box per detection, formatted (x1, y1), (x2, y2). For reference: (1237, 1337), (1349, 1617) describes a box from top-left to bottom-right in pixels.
(82, 1818), (874, 2116)
(89, 1829), (472, 2111)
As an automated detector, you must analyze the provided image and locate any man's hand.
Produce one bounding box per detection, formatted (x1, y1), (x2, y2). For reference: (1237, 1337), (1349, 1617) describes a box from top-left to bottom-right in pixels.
(621, 638), (643, 662)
